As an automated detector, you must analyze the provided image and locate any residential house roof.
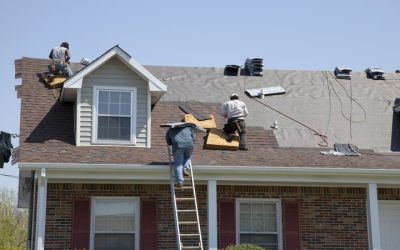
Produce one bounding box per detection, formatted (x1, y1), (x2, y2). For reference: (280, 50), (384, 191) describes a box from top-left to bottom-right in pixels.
(14, 56), (400, 170)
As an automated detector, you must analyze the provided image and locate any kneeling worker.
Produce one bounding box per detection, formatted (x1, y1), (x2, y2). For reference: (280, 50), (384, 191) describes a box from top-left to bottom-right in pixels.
(221, 93), (249, 150)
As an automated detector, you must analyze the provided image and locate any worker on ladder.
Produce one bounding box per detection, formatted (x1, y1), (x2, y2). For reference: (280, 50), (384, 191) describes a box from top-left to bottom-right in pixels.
(165, 124), (195, 187)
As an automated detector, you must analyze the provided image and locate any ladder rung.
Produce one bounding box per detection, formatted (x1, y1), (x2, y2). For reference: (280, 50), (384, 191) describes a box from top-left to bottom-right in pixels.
(182, 246), (202, 249)
(176, 197), (195, 201)
(180, 233), (200, 237)
(176, 186), (193, 190)
(177, 209), (196, 213)
(179, 221), (198, 225)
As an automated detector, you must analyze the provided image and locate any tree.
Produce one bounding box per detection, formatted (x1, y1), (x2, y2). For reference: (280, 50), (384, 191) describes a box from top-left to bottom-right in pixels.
(0, 188), (28, 250)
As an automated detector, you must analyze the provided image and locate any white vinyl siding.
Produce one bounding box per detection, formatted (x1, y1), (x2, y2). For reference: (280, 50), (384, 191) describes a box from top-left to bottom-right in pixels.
(236, 199), (283, 250)
(79, 58), (148, 147)
(90, 197), (140, 250)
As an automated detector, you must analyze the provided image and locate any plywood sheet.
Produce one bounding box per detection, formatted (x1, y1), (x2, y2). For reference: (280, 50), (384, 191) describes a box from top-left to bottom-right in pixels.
(184, 114), (216, 129)
(48, 76), (67, 89)
(205, 128), (239, 150)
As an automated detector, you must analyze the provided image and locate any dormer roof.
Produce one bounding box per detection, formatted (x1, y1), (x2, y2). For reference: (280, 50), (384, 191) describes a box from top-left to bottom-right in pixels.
(60, 45), (167, 104)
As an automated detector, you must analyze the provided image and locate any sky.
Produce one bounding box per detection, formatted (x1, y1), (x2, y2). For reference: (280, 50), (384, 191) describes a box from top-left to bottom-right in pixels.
(1, 0), (400, 191)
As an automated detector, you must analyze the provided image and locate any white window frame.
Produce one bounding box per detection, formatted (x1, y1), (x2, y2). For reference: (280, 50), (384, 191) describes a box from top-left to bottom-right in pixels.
(236, 198), (283, 250)
(92, 86), (137, 145)
(90, 196), (140, 250)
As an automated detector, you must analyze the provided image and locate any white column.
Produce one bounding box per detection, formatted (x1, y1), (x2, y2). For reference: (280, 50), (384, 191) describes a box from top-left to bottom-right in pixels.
(367, 183), (381, 250)
(35, 168), (47, 250)
(208, 180), (218, 250)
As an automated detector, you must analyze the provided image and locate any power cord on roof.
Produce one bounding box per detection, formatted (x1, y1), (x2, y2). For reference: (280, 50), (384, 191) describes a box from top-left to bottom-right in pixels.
(249, 97), (328, 147)
(325, 71), (367, 124)
(241, 73), (328, 147)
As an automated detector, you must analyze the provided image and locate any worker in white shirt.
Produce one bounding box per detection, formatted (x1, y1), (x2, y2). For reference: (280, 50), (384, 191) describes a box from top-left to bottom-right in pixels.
(220, 93), (249, 150)
(48, 42), (73, 77)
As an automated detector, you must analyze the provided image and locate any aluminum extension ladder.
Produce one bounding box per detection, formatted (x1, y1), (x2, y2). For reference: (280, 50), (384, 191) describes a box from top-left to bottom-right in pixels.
(168, 146), (204, 250)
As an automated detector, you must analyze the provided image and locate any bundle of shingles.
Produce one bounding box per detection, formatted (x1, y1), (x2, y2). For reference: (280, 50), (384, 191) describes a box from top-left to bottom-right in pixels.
(320, 143), (361, 156)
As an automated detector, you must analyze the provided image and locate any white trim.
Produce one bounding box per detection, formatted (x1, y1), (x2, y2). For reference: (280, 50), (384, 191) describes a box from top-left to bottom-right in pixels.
(91, 86), (137, 145)
(367, 183), (381, 250)
(61, 46), (167, 103)
(18, 163), (400, 185)
(75, 88), (81, 146)
(147, 88), (151, 148)
(208, 180), (218, 250)
(235, 198), (283, 250)
(90, 196), (140, 250)
(35, 168), (47, 250)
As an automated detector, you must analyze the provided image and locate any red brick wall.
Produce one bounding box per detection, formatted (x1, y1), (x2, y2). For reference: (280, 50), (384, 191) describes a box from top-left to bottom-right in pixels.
(40, 184), (400, 250)
(218, 186), (369, 250)
(44, 183), (208, 250)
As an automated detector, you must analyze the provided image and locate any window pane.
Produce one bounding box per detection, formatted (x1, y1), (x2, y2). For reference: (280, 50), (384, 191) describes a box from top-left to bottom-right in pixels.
(99, 103), (109, 115)
(110, 103), (120, 115)
(240, 203), (251, 213)
(99, 91), (109, 102)
(109, 117), (119, 128)
(94, 233), (135, 250)
(110, 92), (120, 103)
(96, 216), (135, 231)
(121, 92), (131, 103)
(241, 234), (277, 250)
(95, 200), (135, 217)
(120, 104), (131, 116)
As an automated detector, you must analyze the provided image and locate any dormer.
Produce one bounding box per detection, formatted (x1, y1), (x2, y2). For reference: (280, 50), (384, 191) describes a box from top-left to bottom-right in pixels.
(60, 45), (167, 147)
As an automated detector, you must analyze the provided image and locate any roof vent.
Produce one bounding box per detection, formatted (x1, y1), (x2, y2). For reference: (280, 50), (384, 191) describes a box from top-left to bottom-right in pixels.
(395, 69), (400, 73)
(224, 64), (241, 76)
(366, 67), (385, 80)
(334, 67), (352, 79)
(244, 58), (263, 76)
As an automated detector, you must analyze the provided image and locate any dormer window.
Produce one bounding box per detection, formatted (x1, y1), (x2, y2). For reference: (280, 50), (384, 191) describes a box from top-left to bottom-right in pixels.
(92, 86), (137, 144)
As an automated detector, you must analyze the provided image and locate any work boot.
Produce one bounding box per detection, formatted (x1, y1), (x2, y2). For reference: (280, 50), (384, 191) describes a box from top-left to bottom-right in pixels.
(183, 169), (191, 177)
(175, 182), (183, 188)
(226, 134), (234, 142)
(239, 145), (249, 150)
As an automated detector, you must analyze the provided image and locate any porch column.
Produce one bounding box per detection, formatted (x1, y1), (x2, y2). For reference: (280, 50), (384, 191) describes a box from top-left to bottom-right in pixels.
(208, 180), (217, 250)
(35, 168), (47, 250)
(367, 183), (381, 250)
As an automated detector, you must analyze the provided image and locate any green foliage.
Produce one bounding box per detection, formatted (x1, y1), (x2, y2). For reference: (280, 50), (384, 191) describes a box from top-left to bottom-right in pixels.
(0, 188), (28, 250)
(224, 244), (266, 250)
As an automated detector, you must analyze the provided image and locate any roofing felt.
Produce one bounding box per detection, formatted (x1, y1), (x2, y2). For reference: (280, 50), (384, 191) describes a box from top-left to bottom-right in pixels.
(13, 57), (400, 169)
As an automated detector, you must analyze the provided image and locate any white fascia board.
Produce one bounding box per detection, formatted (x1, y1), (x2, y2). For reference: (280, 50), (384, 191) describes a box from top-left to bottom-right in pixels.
(18, 162), (400, 185)
(61, 46), (166, 102)
(112, 46), (166, 92)
(64, 51), (117, 89)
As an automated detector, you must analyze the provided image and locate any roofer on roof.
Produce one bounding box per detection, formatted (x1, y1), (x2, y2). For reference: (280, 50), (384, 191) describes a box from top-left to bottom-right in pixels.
(49, 42), (73, 77)
(221, 93), (249, 150)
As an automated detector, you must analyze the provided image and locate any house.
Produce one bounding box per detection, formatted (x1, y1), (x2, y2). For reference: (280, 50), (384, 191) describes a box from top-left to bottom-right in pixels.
(14, 45), (400, 250)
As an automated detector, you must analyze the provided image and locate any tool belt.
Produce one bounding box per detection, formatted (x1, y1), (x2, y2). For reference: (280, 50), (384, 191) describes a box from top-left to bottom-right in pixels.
(48, 60), (68, 75)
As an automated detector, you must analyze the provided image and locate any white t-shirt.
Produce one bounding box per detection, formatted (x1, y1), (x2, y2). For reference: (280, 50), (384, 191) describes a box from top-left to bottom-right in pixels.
(220, 99), (249, 119)
(50, 46), (69, 61)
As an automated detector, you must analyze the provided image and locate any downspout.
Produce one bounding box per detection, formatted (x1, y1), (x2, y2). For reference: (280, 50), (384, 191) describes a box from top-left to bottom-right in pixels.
(27, 170), (36, 250)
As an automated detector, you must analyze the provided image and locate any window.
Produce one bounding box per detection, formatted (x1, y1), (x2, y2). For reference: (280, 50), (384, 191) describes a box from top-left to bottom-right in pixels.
(236, 199), (282, 250)
(91, 197), (139, 250)
(93, 86), (136, 144)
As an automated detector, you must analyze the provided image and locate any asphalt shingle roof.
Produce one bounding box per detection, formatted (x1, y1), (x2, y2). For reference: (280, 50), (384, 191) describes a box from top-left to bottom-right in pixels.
(14, 57), (400, 169)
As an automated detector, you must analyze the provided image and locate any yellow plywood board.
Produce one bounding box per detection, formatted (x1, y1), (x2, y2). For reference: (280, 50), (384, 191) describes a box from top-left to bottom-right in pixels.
(48, 76), (67, 89)
(205, 128), (239, 150)
(184, 114), (217, 129)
